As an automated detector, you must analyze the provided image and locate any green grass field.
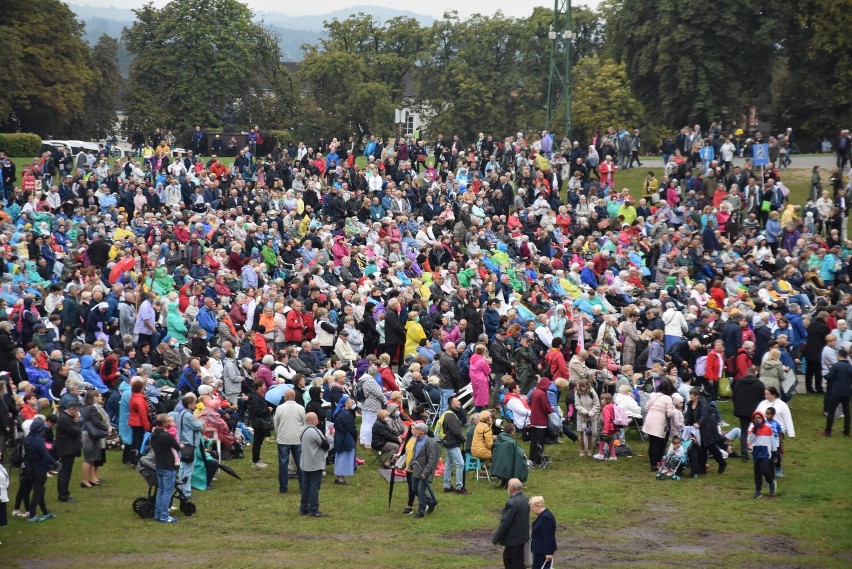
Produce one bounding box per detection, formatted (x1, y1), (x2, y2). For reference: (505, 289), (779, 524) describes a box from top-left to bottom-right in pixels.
(4, 395), (851, 568)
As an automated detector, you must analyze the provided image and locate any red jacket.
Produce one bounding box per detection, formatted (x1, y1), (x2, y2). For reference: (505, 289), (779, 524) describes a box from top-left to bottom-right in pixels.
(732, 348), (752, 380)
(379, 366), (399, 392)
(254, 334), (270, 361)
(129, 392), (150, 431)
(529, 378), (554, 427)
(545, 349), (569, 380)
(705, 349), (725, 381)
(601, 402), (616, 435)
(285, 309), (304, 343)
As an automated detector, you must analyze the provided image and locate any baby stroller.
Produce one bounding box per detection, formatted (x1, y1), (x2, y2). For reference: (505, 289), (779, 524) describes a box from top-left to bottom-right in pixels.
(132, 451), (196, 519)
(656, 431), (694, 481)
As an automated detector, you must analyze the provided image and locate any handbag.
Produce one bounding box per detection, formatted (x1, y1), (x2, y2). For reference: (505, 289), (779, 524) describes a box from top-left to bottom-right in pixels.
(761, 200), (771, 212)
(718, 376), (733, 398)
(83, 420), (108, 440)
(257, 414), (274, 432)
(547, 411), (562, 436)
(597, 219), (610, 230)
(178, 413), (196, 463)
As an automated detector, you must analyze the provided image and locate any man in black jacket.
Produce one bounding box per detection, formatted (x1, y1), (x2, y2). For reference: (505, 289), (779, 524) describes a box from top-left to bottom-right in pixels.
(383, 299), (406, 369)
(440, 396), (469, 495)
(492, 478), (530, 569)
(54, 401), (82, 502)
(489, 329), (512, 407)
(824, 348), (852, 436)
(731, 368), (765, 459)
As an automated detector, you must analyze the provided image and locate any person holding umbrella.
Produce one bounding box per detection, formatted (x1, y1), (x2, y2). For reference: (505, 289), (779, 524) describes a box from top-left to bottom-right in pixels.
(530, 495), (557, 569)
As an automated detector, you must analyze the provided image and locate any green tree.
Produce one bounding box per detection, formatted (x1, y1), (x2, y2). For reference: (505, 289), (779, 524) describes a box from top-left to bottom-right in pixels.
(604, 0), (788, 128)
(571, 5), (606, 63)
(0, 0), (95, 135)
(417, 11), (547, 143)
(70, 35), (122, 139)
(299, 13), (427, 142)
(773, 0), (852, 142)
(122, 0), (293, 143)
(569, 56), (647, 143)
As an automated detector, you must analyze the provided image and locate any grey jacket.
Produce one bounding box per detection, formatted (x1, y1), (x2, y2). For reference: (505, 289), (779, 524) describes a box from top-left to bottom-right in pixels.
(171, 407), (203, 446)
(410, 435), (440, 482)
(222, 358), (242, 396)
(360, 376), (386, 412)
(299, 425), (329, 472)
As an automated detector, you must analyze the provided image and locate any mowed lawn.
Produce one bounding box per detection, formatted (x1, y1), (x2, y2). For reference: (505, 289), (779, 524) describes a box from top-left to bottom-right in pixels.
(4, 394), (851, 569)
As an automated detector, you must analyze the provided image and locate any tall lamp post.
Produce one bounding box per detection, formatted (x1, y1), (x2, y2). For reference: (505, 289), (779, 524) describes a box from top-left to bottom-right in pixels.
(545, 0), (573, 141)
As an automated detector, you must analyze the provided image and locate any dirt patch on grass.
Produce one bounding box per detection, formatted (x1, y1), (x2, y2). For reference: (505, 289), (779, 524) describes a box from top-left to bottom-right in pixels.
(446, 503), (817, 569)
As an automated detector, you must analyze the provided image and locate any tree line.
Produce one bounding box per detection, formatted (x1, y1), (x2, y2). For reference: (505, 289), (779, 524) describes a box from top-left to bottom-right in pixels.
(0, 0), (848, 149)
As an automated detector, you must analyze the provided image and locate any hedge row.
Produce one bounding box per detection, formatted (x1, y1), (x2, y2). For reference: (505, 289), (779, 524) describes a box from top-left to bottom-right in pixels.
(0, 133), (42, 157)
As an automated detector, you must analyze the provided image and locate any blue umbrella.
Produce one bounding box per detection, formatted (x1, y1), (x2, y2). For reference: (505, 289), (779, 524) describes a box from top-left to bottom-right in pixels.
(264, 384), (293, 406)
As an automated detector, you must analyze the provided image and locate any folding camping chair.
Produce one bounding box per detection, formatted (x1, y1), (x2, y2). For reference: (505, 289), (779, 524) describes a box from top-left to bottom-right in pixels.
(626, 416), (645, 442)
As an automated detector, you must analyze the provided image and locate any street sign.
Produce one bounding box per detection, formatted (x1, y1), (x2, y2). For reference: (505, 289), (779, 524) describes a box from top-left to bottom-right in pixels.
(753, 143), (770, 166)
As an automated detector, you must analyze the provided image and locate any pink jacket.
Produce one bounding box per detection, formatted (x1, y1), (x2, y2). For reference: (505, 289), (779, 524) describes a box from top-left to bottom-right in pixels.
(641, 393), (675, 439)
(469, 353), (492, 407)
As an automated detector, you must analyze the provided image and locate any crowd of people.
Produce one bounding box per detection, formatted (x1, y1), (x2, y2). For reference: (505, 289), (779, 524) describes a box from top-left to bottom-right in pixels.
(0, 123), (850, 562)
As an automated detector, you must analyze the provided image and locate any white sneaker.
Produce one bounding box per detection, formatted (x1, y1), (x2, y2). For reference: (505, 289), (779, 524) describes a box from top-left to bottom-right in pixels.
(607, 456), (617, 462)
(252, 461), (268, 469)
(592, 453), (605, 461)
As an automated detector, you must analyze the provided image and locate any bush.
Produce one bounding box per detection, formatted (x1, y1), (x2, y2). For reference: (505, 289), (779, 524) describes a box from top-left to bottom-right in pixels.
(257, 129), (292, 156)
(0, 133), (43, 157)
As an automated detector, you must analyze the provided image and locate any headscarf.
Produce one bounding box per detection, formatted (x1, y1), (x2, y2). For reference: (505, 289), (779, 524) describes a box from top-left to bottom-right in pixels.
(333, 394), (350, 419)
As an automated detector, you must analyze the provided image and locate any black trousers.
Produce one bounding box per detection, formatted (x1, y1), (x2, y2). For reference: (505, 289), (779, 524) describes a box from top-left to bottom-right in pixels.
(502, 543), (526, 569)
(15, 471), (32, 511)
(648, 434), (667, 469)
(28, 474), (48, 518)
(753, 458), (775, 492)
(57, 455), (75, 500)
(805, 359), (823, 392)
(738, 416), (751, 456)
(532, 554), (553, 569)
(529, 427), (547, 466)
(131, 426), (146, 464)
(825, 395), (851, 435)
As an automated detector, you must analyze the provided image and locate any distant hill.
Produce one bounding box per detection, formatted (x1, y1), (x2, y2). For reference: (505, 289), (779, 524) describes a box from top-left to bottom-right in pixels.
(68, 3), (434, 72)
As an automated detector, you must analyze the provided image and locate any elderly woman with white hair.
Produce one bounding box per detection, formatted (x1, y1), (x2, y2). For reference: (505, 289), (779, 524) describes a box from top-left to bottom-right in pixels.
(357, 367), (386, 447)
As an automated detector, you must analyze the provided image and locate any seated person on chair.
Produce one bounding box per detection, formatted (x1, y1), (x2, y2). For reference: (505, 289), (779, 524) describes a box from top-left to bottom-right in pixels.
(471, 410), (495, 461)
(371, 409), (403, 455)
(490, 422), (529, 484)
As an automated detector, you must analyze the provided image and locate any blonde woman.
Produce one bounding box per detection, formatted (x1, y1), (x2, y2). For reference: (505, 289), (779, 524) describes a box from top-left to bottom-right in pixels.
(574, 379), (600, 457)
(471, 410), (494, 461)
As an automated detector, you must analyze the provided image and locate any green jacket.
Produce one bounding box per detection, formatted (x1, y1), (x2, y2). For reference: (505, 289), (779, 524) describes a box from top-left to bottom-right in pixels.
(513, 345), (535, 385)
(490, 432), (528, 482)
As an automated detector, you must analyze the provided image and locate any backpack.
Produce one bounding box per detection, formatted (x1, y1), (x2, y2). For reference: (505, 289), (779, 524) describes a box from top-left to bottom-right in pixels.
(694, 355), (708, 377)
(434, 410), (452, 441)
(353, 380), (367, 404)
(612, 404), (630, 427)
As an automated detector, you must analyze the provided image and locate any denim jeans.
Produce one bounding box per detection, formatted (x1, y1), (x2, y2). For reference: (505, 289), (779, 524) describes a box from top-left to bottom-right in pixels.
(178, 457), (194, 497)
(300, 469), (323, 515)
(413, 477), (435, 515)
(278, 443), (303, 493)
(155, 469), (177, 521)
(438, 388), (455, 416)
(443, 446), (464, 490)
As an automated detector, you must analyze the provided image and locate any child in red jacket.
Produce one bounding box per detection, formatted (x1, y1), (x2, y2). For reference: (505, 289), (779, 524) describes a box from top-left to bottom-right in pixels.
(594, 393), (618, 462)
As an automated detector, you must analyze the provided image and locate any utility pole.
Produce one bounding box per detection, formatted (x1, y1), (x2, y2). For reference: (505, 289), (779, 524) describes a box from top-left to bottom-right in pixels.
(545, 0), (573, 141)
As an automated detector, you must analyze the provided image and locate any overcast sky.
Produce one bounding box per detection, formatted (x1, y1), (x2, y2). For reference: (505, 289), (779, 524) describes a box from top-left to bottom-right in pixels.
(72, 0), (602, 19)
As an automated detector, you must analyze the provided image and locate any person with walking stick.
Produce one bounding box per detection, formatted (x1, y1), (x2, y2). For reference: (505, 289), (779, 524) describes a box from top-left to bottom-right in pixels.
(530, 495), (557, 569)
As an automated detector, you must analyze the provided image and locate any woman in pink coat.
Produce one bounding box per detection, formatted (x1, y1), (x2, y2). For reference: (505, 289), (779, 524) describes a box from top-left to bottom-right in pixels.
(331, 235), (349, 267)
(469, 344), (493, 412)
(641, 380), (677, 470)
